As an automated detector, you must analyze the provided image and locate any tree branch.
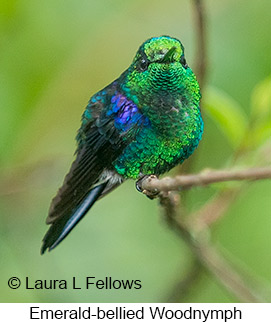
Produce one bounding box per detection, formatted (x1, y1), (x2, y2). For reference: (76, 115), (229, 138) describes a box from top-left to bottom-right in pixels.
(143, 165), (271, 301)
(192, 0), (207, 88)
(188, 188), (240, 232)
(161, 0), (270, 304)
(159, 193), (267, 302)
(140, 167), (271, 196)
(165, 259), (203, 302)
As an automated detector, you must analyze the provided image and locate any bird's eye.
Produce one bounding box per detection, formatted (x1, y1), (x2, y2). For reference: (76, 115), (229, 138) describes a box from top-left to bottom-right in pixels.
(180, 56), (188, 69)
(138, 58), (149, 72)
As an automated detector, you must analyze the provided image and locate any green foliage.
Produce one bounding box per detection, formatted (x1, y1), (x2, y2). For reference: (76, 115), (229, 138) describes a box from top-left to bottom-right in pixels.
(251, 77), (271, 118)
(203, 86), (248, 148)
(249, 77), (271, 147)
(204, 77), (271, 152)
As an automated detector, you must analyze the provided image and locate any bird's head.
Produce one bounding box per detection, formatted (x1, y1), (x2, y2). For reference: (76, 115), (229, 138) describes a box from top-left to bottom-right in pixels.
(122, 36), (200, 105)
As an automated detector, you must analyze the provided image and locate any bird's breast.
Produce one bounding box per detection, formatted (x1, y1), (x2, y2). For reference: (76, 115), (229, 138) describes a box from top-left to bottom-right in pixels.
(113, 100), (203, 179)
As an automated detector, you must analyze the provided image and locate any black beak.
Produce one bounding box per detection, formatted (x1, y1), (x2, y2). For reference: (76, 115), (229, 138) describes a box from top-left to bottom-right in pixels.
(160, 47), (177, 63)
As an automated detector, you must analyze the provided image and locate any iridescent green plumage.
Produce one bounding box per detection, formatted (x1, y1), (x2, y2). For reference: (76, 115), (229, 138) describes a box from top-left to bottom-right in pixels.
(114, 36), (203, 178)
(41, 36), (203, 253)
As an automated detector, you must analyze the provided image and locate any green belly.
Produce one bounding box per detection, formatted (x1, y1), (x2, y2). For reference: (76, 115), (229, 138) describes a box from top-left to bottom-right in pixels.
(113, 116), (203, 179)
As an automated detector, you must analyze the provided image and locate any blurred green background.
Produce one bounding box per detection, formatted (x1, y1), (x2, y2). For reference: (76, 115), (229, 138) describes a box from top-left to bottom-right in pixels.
(1, 0), (271, 302)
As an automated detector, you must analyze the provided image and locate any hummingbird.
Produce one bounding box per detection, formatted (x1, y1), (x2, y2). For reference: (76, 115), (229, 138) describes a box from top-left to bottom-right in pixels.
(41, 36), (203, 254)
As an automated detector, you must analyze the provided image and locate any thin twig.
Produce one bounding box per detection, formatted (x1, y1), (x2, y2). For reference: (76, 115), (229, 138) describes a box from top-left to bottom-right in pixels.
(141, 167), (271, 195)
(165, 259), (203, 302)
(192, 238), (266, 302)
(159, 193), (267, 302)
(192, 0), (207, 88)
(178, 0), (207, 176)
(188, 188), (240, 232)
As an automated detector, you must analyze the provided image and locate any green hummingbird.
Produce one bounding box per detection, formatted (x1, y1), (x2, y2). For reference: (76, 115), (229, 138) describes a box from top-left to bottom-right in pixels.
(41, 36), (203, 254)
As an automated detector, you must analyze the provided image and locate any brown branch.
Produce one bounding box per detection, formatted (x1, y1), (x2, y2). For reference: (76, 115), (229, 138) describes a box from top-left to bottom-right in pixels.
(188, 188), (240, 232)
(192, 0), (207, 88)
(159, 193), (267, 302)
(141, 167), (271, 196)
(165, 259), (203, 302)
(179, 0), (207, 176)
(161, 0), (270, 304)
(191, 238), (266, 302)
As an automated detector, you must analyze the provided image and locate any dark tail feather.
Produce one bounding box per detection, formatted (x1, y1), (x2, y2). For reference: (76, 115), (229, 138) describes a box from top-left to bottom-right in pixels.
(41, 182), (107, 254)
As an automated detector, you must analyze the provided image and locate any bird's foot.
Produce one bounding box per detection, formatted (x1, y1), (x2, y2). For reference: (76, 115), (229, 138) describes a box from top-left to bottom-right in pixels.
(136, 175), (159, 200)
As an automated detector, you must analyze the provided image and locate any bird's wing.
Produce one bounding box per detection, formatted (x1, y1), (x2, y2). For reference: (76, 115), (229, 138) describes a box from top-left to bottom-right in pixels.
(46, 111), (123, 224)
(41, 90), (144, 253)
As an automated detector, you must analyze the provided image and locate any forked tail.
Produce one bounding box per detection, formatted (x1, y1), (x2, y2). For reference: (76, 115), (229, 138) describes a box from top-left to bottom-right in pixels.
(41, 182), (107, 254)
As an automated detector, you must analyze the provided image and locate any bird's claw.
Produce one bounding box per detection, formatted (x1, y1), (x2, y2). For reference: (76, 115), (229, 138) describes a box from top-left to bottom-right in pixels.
(136, 175), (159, 200)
